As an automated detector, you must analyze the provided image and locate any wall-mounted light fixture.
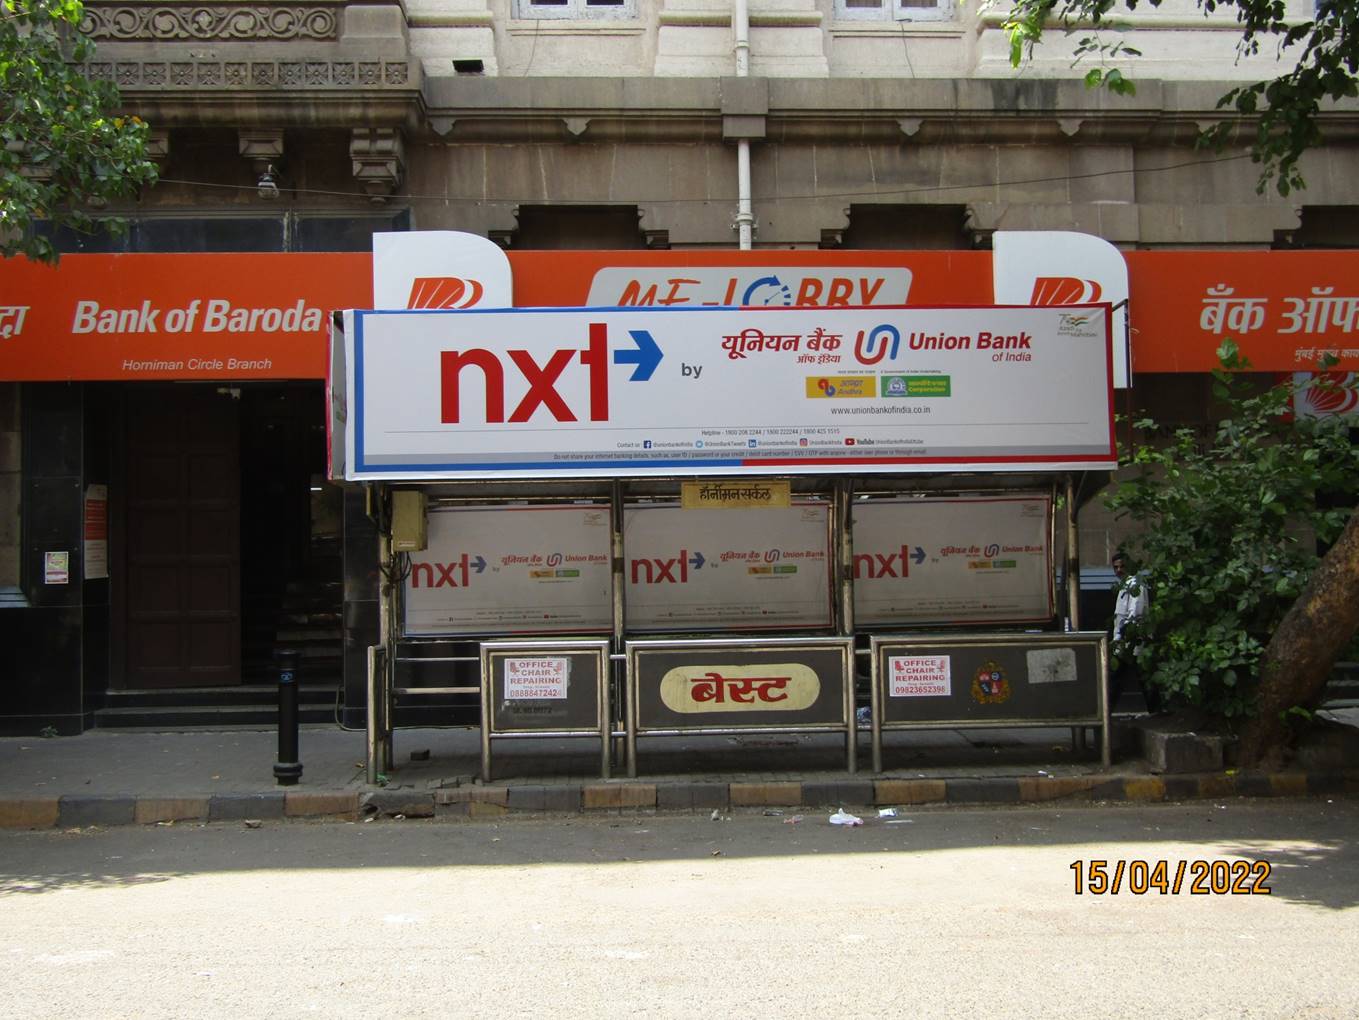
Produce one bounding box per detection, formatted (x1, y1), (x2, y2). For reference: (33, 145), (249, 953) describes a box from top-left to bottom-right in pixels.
(257, 164), (280, 200)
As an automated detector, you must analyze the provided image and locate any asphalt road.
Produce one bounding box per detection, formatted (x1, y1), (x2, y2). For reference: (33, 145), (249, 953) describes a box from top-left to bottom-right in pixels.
(2, 799), (1356, 1019)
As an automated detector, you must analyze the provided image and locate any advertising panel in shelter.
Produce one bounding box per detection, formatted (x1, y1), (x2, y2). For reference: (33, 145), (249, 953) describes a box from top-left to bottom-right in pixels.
(623, 502), (832, 631)
(872, 633), (1106, 725)
(339, 304), (1115, 480)
(851, 495), (1054, 626)
(404, 505), (613, 636)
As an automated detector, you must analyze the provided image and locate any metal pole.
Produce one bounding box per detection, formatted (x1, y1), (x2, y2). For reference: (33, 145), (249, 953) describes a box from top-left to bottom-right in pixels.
(733, 0), (754, 250)
(273, 648), (303, 785)
(833, 478), (859, 771)
(612, 481), (637, 777)
(366, 644), (381, 785)
(1065, 474), (1081, 630)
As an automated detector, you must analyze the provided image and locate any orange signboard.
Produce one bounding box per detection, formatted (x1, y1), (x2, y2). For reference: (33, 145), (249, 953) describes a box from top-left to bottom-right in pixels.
(0, 253), (369, 381)
(1124, 251), (1359, 373)
(3, 247), (1358, 381)
(508, 249), (992, 308)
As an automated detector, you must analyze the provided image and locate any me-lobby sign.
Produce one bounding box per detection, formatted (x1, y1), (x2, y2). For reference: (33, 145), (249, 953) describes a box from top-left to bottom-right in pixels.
(3, 232), (1358, 383)
(336, 302), (1114, 480)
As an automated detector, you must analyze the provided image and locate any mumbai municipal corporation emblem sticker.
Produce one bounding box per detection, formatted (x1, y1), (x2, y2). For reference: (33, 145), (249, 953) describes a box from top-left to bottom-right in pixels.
(971, 661), (1011, 704)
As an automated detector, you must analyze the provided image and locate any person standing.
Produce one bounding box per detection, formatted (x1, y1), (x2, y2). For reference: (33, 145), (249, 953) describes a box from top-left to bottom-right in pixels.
(1110, 551), (1150, 710)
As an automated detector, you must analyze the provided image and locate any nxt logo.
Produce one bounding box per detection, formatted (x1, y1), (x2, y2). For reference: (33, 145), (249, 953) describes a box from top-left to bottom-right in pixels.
(629, 549), (706, 584)
(409, 553), (487, 588)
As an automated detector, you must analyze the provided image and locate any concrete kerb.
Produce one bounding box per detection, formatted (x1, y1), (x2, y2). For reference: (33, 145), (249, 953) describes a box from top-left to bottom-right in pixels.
(3, 771), (1356, 829)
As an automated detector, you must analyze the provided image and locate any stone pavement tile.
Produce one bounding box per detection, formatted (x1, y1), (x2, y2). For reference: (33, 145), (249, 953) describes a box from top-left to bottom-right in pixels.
(656, 783), (728, 811)
(1196, 775), (1236, 799)
(730, 781), (802, 807)
(946, 778), (1021, 804)
(361, 790), (435, 818)
(135, 798), (209, 824)
(1090, 779), (1128, 801)
(208, 793), (287, 821)
(583, 784), (656, 809)
(801, 780), (875, 808)
(1016, 776), (1095, 802)
(285, 791), (358, 819)
(507, 785), (582, 812)
(435, 786), (509, 806)
(1161, 776), (1201, 801)
(1232, 774), (1274, 798)
(0, 799), (59, 829)
(1268, 774), (1309, 797)
(59, 796), (136, 828)
(874, 779), (946, 805)
(1122, 778), (1167, 802)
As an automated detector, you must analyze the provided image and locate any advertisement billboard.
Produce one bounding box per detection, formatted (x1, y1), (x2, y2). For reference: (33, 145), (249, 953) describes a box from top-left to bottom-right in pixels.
(403, 505), (612, 636)
(851, 495), (1054, 625)
(624, 502), (832, 631)
(339, 304), (1115, 480)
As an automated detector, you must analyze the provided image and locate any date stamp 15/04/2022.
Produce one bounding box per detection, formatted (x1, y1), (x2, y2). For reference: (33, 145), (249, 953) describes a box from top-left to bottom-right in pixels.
(1070, 859), (1272, 896)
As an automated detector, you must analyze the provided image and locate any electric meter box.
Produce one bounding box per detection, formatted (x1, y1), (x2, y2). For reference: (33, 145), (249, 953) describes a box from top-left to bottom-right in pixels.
(391, 490), (428, 552)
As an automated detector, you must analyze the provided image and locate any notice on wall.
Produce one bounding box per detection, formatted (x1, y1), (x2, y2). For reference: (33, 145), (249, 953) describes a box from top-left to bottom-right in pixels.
(503, 657), (570, 700)
(83, 484), (109, 580)
(404, 505), (612, 637)
(43, 551), (70, 585)
(624, 502), (832, 631)
(888, 655), (951, 697)
(852, 495), (1054, 626)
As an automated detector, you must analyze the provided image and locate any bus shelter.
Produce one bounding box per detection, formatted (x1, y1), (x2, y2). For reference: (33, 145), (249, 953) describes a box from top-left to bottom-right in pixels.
(329, 301), (1118, 781)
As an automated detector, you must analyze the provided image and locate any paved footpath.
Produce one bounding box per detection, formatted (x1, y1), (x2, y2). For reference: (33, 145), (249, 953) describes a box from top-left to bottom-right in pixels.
(2, 719), (1356, 828)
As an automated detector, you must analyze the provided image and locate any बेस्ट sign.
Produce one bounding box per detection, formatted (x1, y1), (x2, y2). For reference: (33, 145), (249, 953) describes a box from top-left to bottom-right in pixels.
(623, 502), (832, 631)
(628, 638), (854, 732)
(851, 495), (1055, 626)
(338, 304), (1115, 480)
(404, 505), (613, 637)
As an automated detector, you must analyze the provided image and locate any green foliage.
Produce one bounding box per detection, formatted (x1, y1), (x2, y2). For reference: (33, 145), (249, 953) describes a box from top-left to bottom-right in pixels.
(1, 0), (158, 262)
(1107, 341), (1359, 719)
(1002, 0), (1359, 194)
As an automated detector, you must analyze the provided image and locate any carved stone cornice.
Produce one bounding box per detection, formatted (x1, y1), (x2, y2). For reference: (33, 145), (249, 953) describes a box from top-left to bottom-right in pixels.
(80, 4), (341, 42)
(85, 59), (409, 89)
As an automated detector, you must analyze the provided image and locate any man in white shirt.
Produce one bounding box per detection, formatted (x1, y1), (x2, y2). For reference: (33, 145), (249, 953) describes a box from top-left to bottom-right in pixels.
(1112, 551), (1148, 644)
(1110, 551), (1151, 710)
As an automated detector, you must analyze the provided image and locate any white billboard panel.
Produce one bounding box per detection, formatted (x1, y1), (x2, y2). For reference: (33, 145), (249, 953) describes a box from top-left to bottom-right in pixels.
(624, 503), (832, 631)
(852, 495), (1054, 625)
(404, 506), (612, 636)
(339, 304), (1115, 480)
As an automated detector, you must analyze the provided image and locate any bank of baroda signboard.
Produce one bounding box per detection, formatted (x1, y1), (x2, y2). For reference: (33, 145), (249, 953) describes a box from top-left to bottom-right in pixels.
(334, 304), (1114, 480)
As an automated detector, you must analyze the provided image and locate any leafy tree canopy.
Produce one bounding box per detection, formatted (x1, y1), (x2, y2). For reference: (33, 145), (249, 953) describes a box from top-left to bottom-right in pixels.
(1, 0), (157, 262)
(1108, 342), (1359, 722)
(1003, 0), (1359, 195)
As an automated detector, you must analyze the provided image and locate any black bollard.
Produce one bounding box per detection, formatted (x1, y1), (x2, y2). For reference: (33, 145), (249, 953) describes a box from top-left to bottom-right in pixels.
(273, 648), (303, 786)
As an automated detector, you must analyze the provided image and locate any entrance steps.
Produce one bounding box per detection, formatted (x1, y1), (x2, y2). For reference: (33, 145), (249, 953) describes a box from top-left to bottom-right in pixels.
(93, 684), (340, 729)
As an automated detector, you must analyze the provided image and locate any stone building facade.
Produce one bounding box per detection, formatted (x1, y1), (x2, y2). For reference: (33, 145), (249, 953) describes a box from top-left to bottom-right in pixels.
(0, 0), (1355, 732)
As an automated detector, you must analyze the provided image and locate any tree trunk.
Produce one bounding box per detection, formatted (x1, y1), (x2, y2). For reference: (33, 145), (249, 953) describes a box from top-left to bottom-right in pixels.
(1237, 509), (1359, 767)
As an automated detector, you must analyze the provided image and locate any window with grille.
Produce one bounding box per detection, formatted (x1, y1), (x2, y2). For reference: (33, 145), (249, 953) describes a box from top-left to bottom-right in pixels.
(515, 0), (637, 19)
(835, 0), (954, 22)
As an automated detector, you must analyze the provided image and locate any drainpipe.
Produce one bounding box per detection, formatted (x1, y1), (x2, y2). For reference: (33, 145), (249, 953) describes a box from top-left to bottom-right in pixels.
(734, 0), (754, 251)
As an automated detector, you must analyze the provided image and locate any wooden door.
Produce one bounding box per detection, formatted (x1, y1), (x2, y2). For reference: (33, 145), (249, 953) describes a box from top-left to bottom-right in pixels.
(123, 388), (241, 688)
